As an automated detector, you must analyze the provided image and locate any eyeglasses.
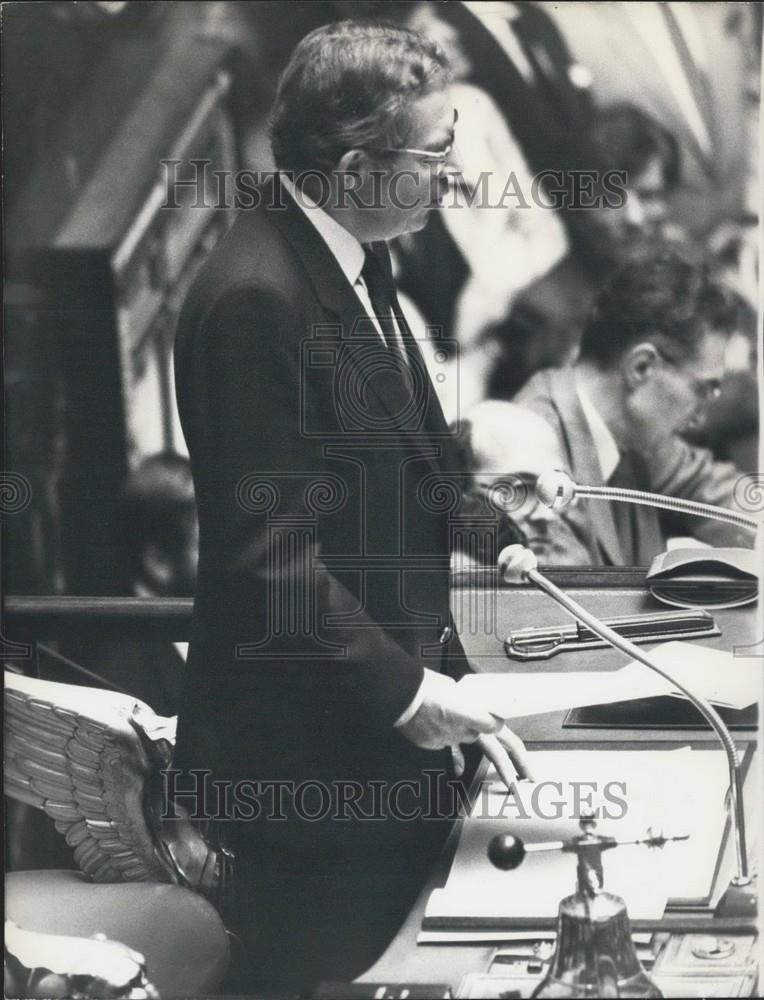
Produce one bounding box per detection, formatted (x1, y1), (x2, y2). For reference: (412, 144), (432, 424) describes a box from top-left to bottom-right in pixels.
(654, 347), (722, 402)
(369, 110), (458, 168)
(474, 473), (542, 517)
(373, 140), (454, 166)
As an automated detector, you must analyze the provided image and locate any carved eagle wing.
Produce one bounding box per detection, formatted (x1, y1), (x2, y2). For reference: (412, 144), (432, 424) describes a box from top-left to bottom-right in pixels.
(5, 667), (233, 919)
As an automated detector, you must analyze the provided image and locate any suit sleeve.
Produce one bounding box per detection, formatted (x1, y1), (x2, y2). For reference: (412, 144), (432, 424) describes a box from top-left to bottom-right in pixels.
(194, 284), (425, 728)
(644, 434), (753, 548)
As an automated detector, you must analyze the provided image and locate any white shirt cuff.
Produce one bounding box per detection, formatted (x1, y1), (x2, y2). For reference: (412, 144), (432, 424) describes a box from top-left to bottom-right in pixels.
(394, 668), (440, 727)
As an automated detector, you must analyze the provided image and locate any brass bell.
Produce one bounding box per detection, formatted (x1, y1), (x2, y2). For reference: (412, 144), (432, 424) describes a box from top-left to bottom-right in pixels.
(488, 815), (688, 998)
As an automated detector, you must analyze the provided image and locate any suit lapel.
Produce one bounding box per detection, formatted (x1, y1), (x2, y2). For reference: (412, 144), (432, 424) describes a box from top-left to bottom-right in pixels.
(264, 175), (450, 477)
(546, 369), (626, 566)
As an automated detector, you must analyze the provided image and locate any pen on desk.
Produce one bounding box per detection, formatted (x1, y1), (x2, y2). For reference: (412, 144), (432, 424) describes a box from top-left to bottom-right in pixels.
(504, 609), (719, 660)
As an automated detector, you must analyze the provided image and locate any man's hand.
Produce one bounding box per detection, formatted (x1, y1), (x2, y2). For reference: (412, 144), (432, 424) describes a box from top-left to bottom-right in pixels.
(397, 671), (532, 788)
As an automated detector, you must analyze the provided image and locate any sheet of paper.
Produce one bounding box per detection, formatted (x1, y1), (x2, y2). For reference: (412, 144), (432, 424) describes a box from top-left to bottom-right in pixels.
(459, 663), (669, 719)
(417, 930), (653, 944)
(460, 640), (761, 718)
(424, 748), (730, 925)
(642, 641), (761, 710)
(417, 930), (556, 944)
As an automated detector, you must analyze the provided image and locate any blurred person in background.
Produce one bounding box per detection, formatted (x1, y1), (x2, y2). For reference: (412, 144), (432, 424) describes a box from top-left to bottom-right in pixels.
(454, 400), (591, 567)
(547, 1), (757, 242)
(63, 452), (198, 717)
(489, 102), (683, 398)
(119, 452), (199, 604)
(514, 248), (753, 566)
(434, 0), (596, 191)
(585, 103), (683, 254)
(410, 1), (570, 343)
(682, 290), (759, 475)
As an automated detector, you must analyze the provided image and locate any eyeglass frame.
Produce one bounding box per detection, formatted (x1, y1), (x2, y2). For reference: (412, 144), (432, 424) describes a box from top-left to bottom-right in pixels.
(473, 472), (546, 518)
(652, 344), (723, 402)
(366, 109), (459, 167)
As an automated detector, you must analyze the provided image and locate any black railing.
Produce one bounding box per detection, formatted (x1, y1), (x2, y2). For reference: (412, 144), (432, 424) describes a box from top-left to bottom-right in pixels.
(4, 596), (193, 641)
(3, 568), (648, 642)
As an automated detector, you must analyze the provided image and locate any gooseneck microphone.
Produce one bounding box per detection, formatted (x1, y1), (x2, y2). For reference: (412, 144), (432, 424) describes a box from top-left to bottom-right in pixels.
(535, 469), (759, 534)
(497, 543), (755, 918)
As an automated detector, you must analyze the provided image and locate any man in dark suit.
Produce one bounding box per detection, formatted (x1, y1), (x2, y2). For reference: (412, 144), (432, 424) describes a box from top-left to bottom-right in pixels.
(173, 21), (528, 993)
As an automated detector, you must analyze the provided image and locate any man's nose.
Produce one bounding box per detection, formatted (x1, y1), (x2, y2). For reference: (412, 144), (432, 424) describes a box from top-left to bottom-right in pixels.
(686, 406), (709, 432)
(526, 504), (554, 526)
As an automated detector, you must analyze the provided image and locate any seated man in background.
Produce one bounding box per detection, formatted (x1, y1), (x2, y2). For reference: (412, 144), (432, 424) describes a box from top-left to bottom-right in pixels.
(514, 247), (754, 566)
(683, 289), (759, 474)
(454, 400), (590, 567)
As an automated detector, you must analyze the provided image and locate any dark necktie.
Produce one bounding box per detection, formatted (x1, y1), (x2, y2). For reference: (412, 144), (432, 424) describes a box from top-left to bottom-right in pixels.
(361, 244), (400, 351)
(360, 243), (430, 375)
(608, 451), (642, 565)
(360, 243), (452, 444)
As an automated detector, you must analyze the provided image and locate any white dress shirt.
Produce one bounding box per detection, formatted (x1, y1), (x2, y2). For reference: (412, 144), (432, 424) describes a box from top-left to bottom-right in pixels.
(281, 175), (436, 727)
(281, 175), (409, 360)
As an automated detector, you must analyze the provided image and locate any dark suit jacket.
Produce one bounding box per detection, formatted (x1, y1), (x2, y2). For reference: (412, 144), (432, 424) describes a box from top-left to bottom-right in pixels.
(515, 368), (751, 566)
(173, 176), (479, 985)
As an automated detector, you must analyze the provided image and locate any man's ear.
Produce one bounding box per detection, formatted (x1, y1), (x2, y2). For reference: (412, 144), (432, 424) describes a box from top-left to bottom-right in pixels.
(622, 342), (660, 391)
(337, 148), (367, 177)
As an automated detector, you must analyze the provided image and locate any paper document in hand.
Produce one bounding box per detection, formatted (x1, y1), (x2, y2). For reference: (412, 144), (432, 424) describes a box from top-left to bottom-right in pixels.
(459, 664), (669, 719)
(424, 748), (730, 925)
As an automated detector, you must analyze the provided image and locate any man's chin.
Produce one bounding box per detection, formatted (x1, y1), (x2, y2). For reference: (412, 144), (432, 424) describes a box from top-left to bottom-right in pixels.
(398, 205), (435, 235)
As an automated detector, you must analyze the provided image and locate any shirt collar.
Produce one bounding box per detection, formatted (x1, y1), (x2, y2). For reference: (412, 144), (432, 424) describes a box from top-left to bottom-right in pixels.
(281, 174), (365, 288)
(575, 376), (620, 482)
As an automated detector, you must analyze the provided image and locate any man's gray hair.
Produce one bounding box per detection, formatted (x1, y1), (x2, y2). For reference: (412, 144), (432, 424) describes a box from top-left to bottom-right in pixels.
(270, 20), (450, 177)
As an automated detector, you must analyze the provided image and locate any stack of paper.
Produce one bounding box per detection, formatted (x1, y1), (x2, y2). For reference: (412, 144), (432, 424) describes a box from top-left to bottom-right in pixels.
(423, 748), (731, 931)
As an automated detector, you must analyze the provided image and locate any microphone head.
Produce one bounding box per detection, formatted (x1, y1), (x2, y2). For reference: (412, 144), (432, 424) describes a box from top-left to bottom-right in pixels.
(536, 469), (576, 511)
(498, 544), (538, 584)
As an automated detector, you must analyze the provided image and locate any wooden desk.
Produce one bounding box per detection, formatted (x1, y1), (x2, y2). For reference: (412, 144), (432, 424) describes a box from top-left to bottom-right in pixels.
(360, 581), (759, 990)
(454, 582), (757, 745)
